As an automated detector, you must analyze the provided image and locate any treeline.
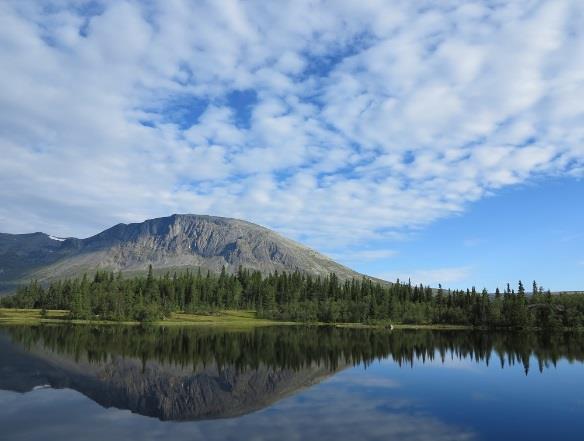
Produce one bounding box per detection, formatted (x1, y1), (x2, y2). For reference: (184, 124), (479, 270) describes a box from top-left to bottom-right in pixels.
(8, 325), (584, 375)
(2, 266), (584, 328)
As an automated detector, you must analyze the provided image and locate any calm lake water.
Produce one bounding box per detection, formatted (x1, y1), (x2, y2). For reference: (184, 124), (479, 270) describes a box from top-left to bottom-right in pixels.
(1, 325), (583, 441)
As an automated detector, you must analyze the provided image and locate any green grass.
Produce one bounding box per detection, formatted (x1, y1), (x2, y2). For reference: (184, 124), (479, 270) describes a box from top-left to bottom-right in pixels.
(0, 308), (69, 324)
(391, 323), (471, 330)
(0, 308), (291, 327)
(161, 310), (295, 327)
(0, 308), (473, 329)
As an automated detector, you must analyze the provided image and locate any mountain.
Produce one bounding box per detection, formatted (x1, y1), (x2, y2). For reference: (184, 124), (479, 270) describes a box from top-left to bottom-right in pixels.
(0, 214), (362, 294)
(0, 330), (343, 421)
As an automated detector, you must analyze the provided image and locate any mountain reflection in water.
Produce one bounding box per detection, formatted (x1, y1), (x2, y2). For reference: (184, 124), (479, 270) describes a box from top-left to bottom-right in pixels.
(1, 325), (583, 423)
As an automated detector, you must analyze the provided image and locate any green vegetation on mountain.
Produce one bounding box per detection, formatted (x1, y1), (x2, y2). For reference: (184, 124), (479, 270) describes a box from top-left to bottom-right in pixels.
(0, 214), (360, 293)
(2, 266), (584, 329)
(7, 325), (584, 375)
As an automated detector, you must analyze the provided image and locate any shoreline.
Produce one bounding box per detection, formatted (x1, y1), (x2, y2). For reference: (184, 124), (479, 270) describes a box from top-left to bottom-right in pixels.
(0, 308), (581, 331)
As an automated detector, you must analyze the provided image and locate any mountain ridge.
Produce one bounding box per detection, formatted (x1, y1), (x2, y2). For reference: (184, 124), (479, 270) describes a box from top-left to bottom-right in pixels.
(0, 214), (364, 294)
(0, 331), (344, 421)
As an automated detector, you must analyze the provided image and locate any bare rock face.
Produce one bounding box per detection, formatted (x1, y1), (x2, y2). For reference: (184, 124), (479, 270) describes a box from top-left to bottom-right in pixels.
(0, 333), (340, 421)
(79, 358), (336, 421)
(0, 214), (360, 292)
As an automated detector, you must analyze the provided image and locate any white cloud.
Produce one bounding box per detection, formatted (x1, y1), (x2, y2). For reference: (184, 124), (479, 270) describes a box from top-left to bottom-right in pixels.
(330, 249), (398, 263)
(376, 267), (473, 287)
(327, 376), (400, 389)
(0, 0), (582, 253)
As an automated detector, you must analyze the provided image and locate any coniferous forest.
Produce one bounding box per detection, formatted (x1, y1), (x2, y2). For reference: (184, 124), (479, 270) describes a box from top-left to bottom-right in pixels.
(2, 266), (584, 329)
(8, 325), (584, 375)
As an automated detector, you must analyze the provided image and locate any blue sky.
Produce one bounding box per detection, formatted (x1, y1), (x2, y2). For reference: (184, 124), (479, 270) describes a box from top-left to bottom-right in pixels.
(349, 177), (584, 290)
(0, 1), (582, 290)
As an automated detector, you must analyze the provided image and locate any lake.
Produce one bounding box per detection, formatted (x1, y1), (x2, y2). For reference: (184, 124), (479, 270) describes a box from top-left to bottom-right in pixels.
(1, 325), (583, 440)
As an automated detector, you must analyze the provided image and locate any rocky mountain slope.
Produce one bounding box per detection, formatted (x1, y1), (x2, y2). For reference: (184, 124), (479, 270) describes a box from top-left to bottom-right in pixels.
(0, 214), (362, 293)
(0, 332), (342, 421)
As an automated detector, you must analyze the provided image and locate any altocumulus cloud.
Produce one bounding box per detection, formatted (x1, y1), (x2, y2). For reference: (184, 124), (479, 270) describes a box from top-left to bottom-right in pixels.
(0, 0), (582, 251)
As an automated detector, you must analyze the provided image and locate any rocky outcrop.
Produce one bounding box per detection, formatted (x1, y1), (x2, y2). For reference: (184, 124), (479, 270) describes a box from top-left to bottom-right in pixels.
(0, 214), (362, 293)
(0, 333), (340, 421)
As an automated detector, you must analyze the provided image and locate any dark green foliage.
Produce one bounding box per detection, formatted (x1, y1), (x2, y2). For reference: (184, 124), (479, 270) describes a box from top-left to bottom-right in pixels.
(7, 325), (584, 375)
(2, 270), (584, 328)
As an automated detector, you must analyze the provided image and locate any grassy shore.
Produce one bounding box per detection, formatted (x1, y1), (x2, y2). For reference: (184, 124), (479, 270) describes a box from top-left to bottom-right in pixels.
(0, 308), (294, 327)
(332, 322), (471, 330)
(0, 307), (474, 329)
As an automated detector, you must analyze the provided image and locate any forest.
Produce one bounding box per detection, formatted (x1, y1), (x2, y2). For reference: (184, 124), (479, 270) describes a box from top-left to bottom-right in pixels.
(2, 266), (584, 329)
(8, 325), (584, 375)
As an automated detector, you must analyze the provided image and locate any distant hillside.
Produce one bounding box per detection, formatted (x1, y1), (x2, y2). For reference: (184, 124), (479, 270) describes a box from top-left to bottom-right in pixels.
(0, 331), (342, 421)
(0, 214), (363, 294)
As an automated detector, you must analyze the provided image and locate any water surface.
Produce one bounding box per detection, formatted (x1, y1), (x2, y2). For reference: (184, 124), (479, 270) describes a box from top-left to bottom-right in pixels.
(1, 325), (583, 440)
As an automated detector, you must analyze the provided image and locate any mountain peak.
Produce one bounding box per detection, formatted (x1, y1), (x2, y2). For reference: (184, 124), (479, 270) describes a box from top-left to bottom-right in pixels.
(0, 214), (361, 293)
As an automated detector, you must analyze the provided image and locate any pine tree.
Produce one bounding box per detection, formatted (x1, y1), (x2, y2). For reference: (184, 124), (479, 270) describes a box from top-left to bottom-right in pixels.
(532, 280), (538, 296)
(518, 280), (525, 296)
